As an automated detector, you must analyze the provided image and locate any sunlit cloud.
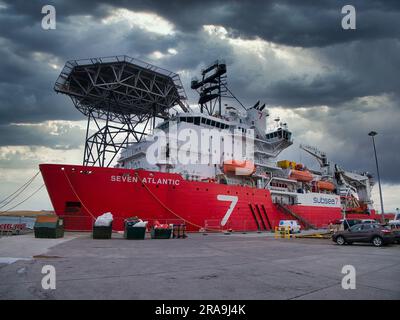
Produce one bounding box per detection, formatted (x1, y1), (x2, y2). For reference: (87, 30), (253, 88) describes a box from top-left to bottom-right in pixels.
(102, 9), (175, 35)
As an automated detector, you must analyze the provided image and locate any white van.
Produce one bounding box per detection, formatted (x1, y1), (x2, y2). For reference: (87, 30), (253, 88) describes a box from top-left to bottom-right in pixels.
(278, 220), (301, 233)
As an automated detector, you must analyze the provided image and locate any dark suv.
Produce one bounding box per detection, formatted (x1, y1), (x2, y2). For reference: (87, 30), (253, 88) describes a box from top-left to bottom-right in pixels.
(332, 223), (394, 247)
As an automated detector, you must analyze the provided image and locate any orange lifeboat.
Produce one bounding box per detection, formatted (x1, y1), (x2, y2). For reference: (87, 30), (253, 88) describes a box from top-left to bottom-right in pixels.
(223, 160), (255, 176)
(289, 169), (313, 182)
(316, 180), (335, 191)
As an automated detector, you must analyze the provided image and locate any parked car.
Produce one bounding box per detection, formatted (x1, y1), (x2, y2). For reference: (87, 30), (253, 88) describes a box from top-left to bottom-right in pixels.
(278, 220), (301, 233)
(341, 219), (362, 230)
(361, 219), (377, 224)
(332, 223), (394, 247)
(388, 221), (400, 244)
(388, 212), (400, 224)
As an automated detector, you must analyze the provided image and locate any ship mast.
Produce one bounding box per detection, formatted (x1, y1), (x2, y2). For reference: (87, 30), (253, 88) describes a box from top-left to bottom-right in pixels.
(191, 60), (245, 116)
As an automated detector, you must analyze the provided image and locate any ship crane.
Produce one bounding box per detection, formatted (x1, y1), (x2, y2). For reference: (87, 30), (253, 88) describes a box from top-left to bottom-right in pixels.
(299, 144), (331, 177)
(299, 144), (329, 168)
(300, 144), (373, 214)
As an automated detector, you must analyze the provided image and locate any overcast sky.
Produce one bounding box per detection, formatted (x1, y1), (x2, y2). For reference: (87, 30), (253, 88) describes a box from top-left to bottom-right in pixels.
(0, 0), (399, 213)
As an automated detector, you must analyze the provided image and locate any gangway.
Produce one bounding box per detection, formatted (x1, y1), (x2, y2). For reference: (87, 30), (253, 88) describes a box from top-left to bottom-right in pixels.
(275, 203), (317, 230)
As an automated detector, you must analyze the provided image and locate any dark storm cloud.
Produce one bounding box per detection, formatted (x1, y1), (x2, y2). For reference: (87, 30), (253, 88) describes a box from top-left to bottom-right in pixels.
(4, 0), (400, 47)
(222, 0), (400, 47)
(288, 94), (400, 183)
(0, 122), (85, 149)
(0, 2), (180, 125)
(1, 0), (398, 115)
(261, 39), (400, 107)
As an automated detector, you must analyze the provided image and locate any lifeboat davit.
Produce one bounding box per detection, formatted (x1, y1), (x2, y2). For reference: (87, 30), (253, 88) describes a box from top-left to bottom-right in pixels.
(223, 160), (255, 176)
(316, 180), (335, 191)
(289, 169), (313, 182)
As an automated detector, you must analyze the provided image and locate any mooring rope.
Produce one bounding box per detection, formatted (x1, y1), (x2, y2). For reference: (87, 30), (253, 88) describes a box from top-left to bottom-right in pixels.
(0, 172), (40, 209)
(0, 184), (45, 215)
(62, 169), (96, 221)
(134, 172), (222, 232)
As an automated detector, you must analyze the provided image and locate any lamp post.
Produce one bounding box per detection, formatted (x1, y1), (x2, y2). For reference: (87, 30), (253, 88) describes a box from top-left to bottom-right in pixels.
(368, 131), (385, 222)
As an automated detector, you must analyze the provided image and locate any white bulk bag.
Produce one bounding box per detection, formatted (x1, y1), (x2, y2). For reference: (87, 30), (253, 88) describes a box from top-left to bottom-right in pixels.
(94, 212), (113, 227)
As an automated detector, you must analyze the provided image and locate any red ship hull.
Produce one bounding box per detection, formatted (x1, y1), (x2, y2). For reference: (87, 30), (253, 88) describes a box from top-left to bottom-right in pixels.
(39, 164), (376, 232)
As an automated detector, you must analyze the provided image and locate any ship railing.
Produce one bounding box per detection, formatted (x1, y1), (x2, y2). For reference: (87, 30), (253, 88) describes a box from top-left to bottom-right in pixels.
(203, 219), (224, 233)
(239, 220), (254, 232)
(274, 226), (292, 239)
(146, 219), (186, 227)
(63, 55), (180, 78)
(57, 215), (188, 232)
(309, 218), (330, 230)
(203, 219), (256, 233)
(113, 215), (187, 229)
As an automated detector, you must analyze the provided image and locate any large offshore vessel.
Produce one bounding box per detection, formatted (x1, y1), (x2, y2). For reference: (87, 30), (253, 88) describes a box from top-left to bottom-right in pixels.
(40, 56), (377, 231)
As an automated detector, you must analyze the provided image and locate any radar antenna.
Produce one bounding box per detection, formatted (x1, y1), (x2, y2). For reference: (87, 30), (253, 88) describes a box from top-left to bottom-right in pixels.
(191, 60), (245, 116)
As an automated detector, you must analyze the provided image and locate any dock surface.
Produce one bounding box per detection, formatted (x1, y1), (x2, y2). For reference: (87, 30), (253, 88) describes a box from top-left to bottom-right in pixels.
(0, 232), (399, 300)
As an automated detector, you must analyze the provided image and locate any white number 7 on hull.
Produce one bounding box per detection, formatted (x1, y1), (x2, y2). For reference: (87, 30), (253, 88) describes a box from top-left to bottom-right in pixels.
(217, 195), (239, 226)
